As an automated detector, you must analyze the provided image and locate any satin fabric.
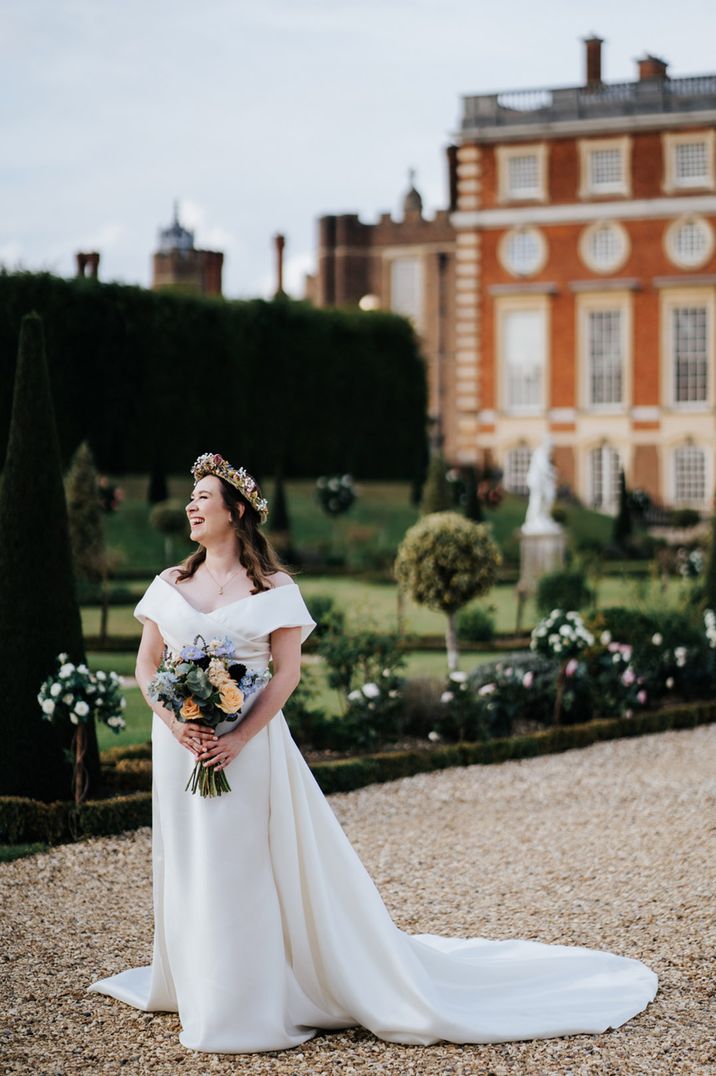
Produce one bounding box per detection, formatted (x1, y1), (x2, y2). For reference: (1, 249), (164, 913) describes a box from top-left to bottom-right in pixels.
(87, 576), (658, 1053)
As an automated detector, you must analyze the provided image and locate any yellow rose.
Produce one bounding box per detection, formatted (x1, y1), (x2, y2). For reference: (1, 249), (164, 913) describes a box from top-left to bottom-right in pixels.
(180, 696), (202, 720)
(218, 684), (244, 714)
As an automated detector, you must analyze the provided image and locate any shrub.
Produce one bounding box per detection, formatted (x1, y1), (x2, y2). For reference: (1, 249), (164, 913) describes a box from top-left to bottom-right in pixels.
(535, 569), (594, 616)
(283, 666), (334, 751)
(469, 651), (557, 733)
(550, 504), (568, 525)
(318, 627), (405, 701)
(456, 603), (495, 643)
(305, 593), (345, 636)
(672, 508), (701, 529)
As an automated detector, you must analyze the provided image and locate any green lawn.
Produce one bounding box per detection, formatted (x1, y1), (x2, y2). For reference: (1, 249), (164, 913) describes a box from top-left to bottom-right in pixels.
(84, 572), (687, 641)
(103, 477), (615, 572)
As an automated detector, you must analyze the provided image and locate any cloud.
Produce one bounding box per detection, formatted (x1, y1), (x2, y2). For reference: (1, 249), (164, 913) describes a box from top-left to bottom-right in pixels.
(0, 240), (23, 267)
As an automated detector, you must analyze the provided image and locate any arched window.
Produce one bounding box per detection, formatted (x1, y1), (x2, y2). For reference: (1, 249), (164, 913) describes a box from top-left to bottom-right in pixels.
(673, 444), (706, 506)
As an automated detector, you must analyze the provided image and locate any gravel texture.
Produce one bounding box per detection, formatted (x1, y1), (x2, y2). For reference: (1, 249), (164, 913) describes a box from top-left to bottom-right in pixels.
(2, 724), (715, 1076)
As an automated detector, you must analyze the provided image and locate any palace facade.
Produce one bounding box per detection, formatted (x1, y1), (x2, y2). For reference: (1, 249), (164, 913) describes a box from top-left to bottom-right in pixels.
(312, 38), (716, 511)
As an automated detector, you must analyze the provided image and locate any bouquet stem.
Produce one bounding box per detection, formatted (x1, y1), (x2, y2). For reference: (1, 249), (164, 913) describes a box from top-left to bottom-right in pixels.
(184, 760), (232, 797)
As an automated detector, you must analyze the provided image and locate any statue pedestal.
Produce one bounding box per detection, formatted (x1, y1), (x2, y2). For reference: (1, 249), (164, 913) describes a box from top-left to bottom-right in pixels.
(517, 528), (566, 598)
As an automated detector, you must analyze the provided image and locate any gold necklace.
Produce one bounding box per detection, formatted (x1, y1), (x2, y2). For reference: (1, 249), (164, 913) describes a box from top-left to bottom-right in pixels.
(204, 563), (244, 595)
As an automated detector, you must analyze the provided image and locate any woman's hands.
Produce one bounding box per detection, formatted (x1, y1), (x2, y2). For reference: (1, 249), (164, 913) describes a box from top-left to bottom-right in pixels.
(197, 729), (245, 772)
(171, 718), (218, 759)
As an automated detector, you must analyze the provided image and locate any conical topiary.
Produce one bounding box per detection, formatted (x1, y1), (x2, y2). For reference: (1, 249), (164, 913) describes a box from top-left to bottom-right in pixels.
(148, 445), (168, 504)
(0, 313), (99, 800)
(67, 440), (106, 587)
(271, 468), (291, 533)
(420, 452), (452, 515)
(67, 440), (115, 643)
(612, 469), (633, 550)
(462, 466), (483, 522)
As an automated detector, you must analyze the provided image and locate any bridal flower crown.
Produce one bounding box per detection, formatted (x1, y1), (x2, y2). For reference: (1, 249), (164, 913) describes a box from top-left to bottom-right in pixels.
(191, 452), (269, 524)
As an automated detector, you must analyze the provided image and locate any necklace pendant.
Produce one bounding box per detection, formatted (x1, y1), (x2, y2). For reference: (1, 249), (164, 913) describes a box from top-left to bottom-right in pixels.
(219, 587), (224, 595)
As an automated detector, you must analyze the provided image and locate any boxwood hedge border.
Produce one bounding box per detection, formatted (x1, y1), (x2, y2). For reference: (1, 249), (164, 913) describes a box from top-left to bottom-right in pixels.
(2, 700), (713, 847)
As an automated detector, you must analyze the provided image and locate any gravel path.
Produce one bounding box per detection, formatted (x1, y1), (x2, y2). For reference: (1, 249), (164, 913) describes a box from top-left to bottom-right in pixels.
(2, 725), (715, 1076)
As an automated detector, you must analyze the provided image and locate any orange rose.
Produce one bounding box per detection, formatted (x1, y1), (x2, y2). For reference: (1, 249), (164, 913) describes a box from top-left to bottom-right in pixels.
(180, 696), (202, 720)
(218, 684), (244, 714)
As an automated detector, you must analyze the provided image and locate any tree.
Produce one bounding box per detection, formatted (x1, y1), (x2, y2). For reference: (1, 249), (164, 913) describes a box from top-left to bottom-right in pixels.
(462, 466), (484, 522)
(150, 500), (190, 565)
(269, 467), (295, 560)
(612, 469), (633, 550)
(0, 313), (100, 800)
(702, 511), (716, 611)
(394, 512), (501, 670)
(420, 452), (451, 515)
(66, 440), (114, 641)
(148, 445), (168, 505)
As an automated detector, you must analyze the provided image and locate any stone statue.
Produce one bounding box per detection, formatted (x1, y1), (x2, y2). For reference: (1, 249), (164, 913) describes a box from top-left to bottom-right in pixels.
(522, 438), (561, 535)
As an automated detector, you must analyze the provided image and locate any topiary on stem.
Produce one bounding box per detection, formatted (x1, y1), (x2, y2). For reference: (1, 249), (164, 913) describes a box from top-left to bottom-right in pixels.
(394, 512), (501, 671)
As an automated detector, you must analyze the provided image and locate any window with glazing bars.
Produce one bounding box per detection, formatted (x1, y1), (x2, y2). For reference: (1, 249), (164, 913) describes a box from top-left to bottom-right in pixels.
(674, 142), (709, 185)
(588, 310), (623, 405)
(505, 446), (531, 493)
(508, 155), (539, 195)
(503, 309), (544, 409)
(674, 444), (706, 503)
(590, 444), (621, 510)
(589, 149), (622, 189)
(673, 307), (708, 403)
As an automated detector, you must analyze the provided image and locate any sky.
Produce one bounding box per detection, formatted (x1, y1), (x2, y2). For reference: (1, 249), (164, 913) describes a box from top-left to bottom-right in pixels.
(2, 0), (716, 299)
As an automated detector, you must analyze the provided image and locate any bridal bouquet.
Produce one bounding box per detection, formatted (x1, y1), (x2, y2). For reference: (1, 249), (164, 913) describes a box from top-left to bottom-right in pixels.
(147, 634), (270, 797)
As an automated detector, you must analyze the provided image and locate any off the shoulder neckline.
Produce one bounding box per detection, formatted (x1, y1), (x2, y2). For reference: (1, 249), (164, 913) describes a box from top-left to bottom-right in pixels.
(153, 575), (298, 617)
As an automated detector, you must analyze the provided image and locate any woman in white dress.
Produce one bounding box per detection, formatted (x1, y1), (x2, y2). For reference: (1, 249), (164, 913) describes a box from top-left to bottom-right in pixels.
(88, 452), (658, 1054)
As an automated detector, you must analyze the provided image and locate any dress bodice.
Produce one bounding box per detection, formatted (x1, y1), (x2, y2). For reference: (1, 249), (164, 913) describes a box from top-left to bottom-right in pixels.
(134, 575), (317, 670)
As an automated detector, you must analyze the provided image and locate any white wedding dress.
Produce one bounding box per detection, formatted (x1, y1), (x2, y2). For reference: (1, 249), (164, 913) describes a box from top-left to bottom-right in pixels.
(88, 576), (658, 1054)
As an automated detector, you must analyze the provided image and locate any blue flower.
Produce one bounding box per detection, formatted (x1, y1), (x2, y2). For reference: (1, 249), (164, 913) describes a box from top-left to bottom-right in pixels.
(180, 644), (205, 661)
(209, 637), (237, 659)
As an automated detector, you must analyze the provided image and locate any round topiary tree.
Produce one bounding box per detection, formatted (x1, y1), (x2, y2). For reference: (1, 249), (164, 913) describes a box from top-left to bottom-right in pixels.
(395, 512), (502, 670)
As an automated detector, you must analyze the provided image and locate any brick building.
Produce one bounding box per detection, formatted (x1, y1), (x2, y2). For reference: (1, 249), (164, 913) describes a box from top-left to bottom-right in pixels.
(312, 38), (716, 511)
(452, 37), (716, 511)
(309, 173), (458, 451)
(152, 203), (223, 297)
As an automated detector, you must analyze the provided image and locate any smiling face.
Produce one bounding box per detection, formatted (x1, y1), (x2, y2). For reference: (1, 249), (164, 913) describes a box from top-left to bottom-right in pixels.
(186, 475), (244, 544)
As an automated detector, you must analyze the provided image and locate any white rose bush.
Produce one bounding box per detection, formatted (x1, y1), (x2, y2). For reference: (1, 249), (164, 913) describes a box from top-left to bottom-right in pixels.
(38, 652), (126, 804)
(530, 610), (594, 724)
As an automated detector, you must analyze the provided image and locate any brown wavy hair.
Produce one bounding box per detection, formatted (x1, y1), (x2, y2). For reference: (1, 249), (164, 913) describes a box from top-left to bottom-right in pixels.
(174, 476), (293, 594)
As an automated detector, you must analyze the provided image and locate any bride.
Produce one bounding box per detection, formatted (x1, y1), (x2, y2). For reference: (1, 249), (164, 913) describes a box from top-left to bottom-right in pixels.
(88, 452), (658, 1054)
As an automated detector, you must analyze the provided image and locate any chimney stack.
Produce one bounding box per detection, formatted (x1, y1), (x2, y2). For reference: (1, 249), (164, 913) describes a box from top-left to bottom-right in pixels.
(583, 34), (604, 87)
(273, 233), (286, 297)
(76, 251), (100, 279)
(637, 54), (668, 81)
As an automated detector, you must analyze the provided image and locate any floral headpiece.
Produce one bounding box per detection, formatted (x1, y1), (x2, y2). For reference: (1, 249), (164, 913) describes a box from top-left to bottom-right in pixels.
(190, 452), (269, 524)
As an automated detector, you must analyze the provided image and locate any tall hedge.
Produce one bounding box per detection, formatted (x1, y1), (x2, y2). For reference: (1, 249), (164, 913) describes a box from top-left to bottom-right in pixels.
(0, 272), (429, 481)
(0, 314), (100, 800)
